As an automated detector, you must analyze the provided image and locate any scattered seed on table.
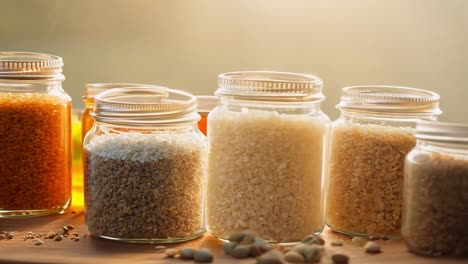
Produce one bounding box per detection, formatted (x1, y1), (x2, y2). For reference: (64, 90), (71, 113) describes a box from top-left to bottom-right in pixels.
(306, 246), (323, 263)
(257, 249), (283, 264)
(250, 245), (262, 257)
(259, 243), (273, 252)
(351, 236), (367, 246)
(74, 237), (80, 242)
(47, 231), (57, 239)
(231, 244), (251, 259)
(240, 234), (255, 245)
(223, 242), (238, 255)
(364, 241), (381, 253)
(284, 250), (305, 263)
(71, 210), (76, 214)
(54, 235), (63, 241)
(194, 248), (213, 263)
(179, 247), (196, 259)
(0, 234), (5, 240)
(165, 248), (178, 258)
(331, 240), (343, 246)
(66, 225), (75, 230)
(331, 253), (349, 264)
(228, 232), (246, 243)
(6, 233), (14, 239)
(34, 239), (44, 246)
(154, 245), (166, 251)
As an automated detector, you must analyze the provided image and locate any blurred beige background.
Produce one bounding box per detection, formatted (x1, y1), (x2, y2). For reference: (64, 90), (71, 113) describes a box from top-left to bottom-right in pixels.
(1, 0), (467, 122)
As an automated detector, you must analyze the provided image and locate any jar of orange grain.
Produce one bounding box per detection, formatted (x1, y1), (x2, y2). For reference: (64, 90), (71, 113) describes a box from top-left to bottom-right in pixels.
(0, 52), (72, 217)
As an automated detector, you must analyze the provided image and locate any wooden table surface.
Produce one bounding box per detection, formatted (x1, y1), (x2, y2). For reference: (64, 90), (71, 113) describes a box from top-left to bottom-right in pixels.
(0, 207), (465, 264)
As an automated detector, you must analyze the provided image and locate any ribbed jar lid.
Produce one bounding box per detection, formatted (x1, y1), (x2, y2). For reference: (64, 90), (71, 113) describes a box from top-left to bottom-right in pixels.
(216, 71), (324, 101)
(416, 120), (468, 143)
(337, 85), (441, 115)
(0, 52), (63, 79)
(196, 95), (217, 113)
(93, 86), (199, 126)
(83, 83), (148, 99)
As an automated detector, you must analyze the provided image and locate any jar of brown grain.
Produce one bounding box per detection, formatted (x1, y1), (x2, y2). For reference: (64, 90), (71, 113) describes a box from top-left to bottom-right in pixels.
(326, 86), (442, 238)
(0, 52), (72, 217)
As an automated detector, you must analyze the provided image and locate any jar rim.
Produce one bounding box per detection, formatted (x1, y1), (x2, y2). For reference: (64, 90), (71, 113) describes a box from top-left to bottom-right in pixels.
(196, 95), (217, 113)
(92, 86), (200, 126)
(83, 83), (151, 99)
(216, 71), (324, 102)
(337, 85), (441, 116)
(416, 120), (468, 144)
(0, 52), (64, 79)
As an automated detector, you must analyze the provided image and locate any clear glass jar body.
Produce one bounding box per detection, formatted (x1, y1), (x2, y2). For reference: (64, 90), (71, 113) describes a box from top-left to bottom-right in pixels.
(84, 122), (207, 243)
(81, 98), (94, 141)
(0, 79), (72, 217)
(402, 140), (468, 256)
(206, 97), (330, 243)
(326, 112), (438, 237)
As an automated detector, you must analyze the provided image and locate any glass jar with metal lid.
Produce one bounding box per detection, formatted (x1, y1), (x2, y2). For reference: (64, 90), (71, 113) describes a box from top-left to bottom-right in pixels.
(402, 121), (468, 256)
(206, 71), (330, 243)
(0, 52), (72, 217)
(83, 86), (206, 243)
(326, 86), (442, 237)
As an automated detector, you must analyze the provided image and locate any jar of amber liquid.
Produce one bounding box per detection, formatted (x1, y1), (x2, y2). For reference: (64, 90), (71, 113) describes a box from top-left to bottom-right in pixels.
(196, 95), (217, 135)
(0, 52), (72, 217)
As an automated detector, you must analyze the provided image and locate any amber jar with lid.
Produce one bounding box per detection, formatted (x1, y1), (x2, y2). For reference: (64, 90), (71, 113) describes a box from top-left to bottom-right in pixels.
(402, 121), (468, 256)
(0, 52), (71, 217)
(326, 86), (441, 237)
(206, 71), (330, 243)
(84, 86), (206, 243)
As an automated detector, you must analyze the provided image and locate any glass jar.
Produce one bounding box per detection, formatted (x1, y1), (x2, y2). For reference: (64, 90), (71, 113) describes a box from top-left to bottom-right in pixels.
(0, 52), (72, 217)
(83, 86), (207, 243)
(82, 83), (146, 140)
(196, 95), (217, 135)
(402, 121), (468, 256)
(326, 86), (441, 237)
(206, 71), (330, 243)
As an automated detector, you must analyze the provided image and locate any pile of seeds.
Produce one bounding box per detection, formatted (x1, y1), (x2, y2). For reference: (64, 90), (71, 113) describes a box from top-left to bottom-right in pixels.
(165, 247), (213, 263)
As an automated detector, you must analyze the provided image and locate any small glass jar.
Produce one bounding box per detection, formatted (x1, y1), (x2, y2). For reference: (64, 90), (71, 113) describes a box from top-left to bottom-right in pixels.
(0, 52), (71, 217)
(196, 95), (217, 135)
(326, 86), (441, 237)
(206, 71), (330, 243)
(82, 83), (146, 140)
(402, 121), (468, 257)
(84, 86), (206, 243)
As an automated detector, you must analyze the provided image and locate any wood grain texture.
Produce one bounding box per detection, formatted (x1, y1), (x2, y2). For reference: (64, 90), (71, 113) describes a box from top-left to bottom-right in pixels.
(0, 207), (465, 264)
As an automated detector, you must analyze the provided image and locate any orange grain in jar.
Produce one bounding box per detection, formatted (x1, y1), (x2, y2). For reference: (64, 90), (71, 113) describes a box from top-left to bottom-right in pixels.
(196, 96), (217, 135)
(0, 52), (72, 217)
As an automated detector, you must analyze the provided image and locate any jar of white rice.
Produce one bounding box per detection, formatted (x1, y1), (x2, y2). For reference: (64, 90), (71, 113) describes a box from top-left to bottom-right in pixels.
(326, 86), (441, 238)
(206, 71), (330, 243)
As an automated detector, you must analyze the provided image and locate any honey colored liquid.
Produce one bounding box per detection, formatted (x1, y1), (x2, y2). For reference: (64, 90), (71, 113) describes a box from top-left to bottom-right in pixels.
(198, 114), (208, 135)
